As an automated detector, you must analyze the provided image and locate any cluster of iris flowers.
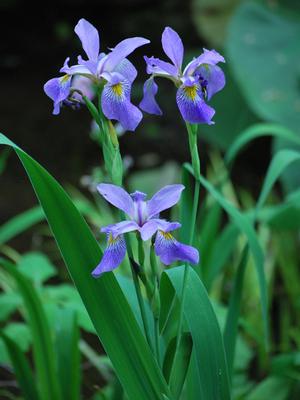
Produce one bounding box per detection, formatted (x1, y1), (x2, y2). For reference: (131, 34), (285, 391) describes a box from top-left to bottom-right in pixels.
(44, 18), (225, 277)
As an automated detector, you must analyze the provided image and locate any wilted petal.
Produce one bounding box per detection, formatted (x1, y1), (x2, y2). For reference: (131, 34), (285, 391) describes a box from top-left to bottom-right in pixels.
(97, 183), (134, 217)
(147, 184), (184, 218)
(176, 83), (215, 124)
(139, 78), (162, 115)
(144, 56), (178, 77)
(104, 37), (150, 72)
(155, 230), (199, 265)
(101, 73), (142, 131)
(113, 58), (137, 83)
(101, 220), (139, 238)
(74, 18), (100, 61)
(140, 219), (181, 241)
(183, 48), (225, 77)
(92, 234), (126, 277)
(196, 65), (225, 100)
(43, 75), (71, 115)
(162, 27), (184, 71)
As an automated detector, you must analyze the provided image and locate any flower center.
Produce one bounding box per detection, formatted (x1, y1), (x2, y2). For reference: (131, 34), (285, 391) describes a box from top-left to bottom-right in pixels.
(111, 82), (123, 97)
(159, 230), (174, 241)
(183, 84), (198, 101)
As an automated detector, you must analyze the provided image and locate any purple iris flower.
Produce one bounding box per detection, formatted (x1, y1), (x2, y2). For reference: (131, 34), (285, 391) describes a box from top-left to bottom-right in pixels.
(44, 18), (150, 131)
(140, 27), (225, 125)
(92, 183), (199, 277)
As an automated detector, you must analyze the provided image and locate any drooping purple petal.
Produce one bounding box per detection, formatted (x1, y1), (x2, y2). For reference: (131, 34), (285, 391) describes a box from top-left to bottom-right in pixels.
(183, 48), (225, 77)
(97, 183), (134, 217)
(74, 18), (100, 62)
(144, 56), (178, 77)
(103, 37), (150, 72)
(176, 83), (215, 124)
(92, 234), (126, 277)
(196, 65), (225, 100)
(101, 220), (139, 238)
(113, 58), (137, 83)
(43, 75), (72, 115)
(162, 27), (184, 71)
(139, 78), (162, 116)
(147, 184), (184, 219)
(154, 231), (199, 265)
(140, 219), (181, 241)
(101, 73), (143, 131)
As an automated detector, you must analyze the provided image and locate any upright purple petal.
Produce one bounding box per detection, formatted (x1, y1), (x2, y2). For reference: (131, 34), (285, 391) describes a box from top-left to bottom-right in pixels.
(74, 19), (100, 61)
(103, 37), (150, 72)
(144, 56), (178, 77)
(101, 73), (143, 131)
(196, 65), (225, 100)
(183, 48), (225, 77)
(176, 83), (215, 124)
(154, 231), (199, 265)
(139, 78), (162, 116)
(43, 75), (71, 115)
(101, 220), (139, 238)
(147, 184), (184, 219)
(162, 27), (184, 71)
(97, 183), (134, 217)
(113, 58), (137, 83)
(92, 234), (126, 277)
(140, 219), (181, 241)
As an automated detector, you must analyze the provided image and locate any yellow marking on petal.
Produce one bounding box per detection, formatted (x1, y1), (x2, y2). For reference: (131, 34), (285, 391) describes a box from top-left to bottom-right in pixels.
(183, 85), (198, 101)
(159, 231), (173, 240)
(108, 233), (119, 245)
(61, 74), (70, 83)
(112, 82), (123, 97)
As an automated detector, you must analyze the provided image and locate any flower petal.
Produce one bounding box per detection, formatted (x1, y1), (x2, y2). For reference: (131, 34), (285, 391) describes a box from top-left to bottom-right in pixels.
(97, 183), (134, 217)
(104, 37), (150, 72)
(154, 231), (199, 265)
(176, 83), (215, 124)
(92, 234), (126, 277)
(101, 73), (143, 131)
(43, 75), (71, 115)
(196, 65), (225, 100)
(147, 184), (184, 218)
(162, 27), (184, 71)
(101, 220), (139, 238)
(72, 75), (95, 101)
(74, 19), (100, 62)
(139, 78), (162, 115)
(113, 58), (137, 83)
(144, 56), (178, 77)
(140, 219), (181, 241)
(183, 48), (225, 77)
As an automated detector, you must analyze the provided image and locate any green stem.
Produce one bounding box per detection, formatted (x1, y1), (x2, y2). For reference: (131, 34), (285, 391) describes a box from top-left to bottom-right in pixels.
(174, 123), (201, 357)
(125, 235), (153, 349)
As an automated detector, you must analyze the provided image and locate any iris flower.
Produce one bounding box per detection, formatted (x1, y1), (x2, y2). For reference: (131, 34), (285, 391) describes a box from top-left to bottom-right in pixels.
(92, 183), (199, 277)
(140, 26), (225, 125)
(44, 18), (149, 131)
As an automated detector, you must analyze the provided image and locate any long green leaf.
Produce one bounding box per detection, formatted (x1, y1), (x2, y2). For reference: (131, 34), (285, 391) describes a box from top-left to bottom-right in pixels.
(0, 133), (170, 400)
(0, 332), (39, 400)
(255, 150), (300, 215)
(0, 206), (44, 245)
(162, 266), (231, 400)
(225, 123), (300, 165)
(163, 333), (193, 400)
(55, 308), (81, 400)
(223, 245), (249, 379)
(184, 163), (268, 343)
(2, 262), (61, 400)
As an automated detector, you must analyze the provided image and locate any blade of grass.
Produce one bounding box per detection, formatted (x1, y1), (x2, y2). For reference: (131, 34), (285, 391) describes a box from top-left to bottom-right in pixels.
(0, 133), (170, 400)
(0, 332), (40, 400)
